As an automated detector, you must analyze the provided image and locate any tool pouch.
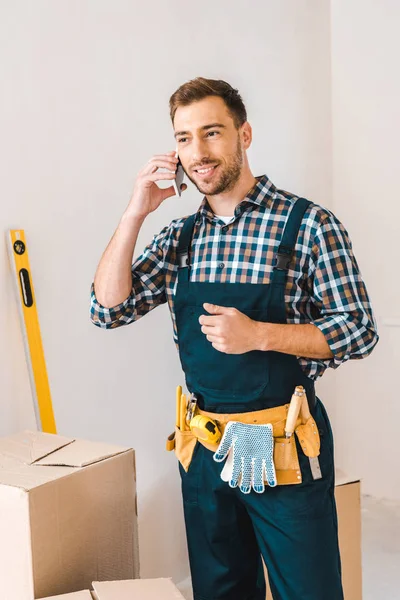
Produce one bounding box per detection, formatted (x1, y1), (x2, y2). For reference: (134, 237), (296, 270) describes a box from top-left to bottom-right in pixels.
(166, 404), (321, 485)
(166, 426), (197, 472)
(167, 419), (303, 485)
(295, 415), (320, 458)
(273, 435), (302, 485)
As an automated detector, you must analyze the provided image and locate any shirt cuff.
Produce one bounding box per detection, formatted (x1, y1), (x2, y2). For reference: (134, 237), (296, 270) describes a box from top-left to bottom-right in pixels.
(312, 314), (352, 369)
(90, 282), (134, 328)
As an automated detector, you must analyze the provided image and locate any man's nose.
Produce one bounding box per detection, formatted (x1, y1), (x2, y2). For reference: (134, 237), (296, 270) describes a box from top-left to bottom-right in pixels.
(191, 138), (210, 166)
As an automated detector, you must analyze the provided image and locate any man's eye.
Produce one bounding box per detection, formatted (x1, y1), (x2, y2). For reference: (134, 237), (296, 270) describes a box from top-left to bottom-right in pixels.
(207, 131), (219, 137)
(178, 138), (187, 143)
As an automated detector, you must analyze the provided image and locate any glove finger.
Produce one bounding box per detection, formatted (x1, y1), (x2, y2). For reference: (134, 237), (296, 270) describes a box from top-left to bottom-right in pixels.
(229, 453), (242, 488)
(252, 457), (265, 494)
(239, 458), (252, 494)
(264, 457), (277, 488)
(213, 422), (235, 462)
(220, 451), (234, 482)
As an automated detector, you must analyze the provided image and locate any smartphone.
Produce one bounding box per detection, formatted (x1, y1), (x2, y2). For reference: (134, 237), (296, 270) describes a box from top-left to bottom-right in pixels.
(173, 152), (185, 197)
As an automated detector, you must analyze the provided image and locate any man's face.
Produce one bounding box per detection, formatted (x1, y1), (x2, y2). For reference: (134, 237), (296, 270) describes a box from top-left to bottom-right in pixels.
(174, 96), (245, 196)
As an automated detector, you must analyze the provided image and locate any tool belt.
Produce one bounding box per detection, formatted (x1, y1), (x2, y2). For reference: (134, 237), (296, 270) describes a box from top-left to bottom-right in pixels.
(166, 390), (321, 486)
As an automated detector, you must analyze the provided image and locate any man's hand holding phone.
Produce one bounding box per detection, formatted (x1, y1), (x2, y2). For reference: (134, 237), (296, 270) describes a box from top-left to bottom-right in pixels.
(126, 150), (187, 220)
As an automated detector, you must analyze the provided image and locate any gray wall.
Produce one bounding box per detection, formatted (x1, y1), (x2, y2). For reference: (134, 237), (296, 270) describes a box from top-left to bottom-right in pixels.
(1, 0), (343, 583)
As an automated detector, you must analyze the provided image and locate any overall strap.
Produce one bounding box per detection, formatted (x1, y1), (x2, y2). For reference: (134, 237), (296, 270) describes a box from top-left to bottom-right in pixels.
(273, 197), (311, 276)
(177, 213), (197, 282)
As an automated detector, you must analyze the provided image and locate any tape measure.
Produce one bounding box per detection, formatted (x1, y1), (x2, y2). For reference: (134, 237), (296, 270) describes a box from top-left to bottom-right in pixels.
(189, 414), (221, 444)
(6, 230), (57, 433)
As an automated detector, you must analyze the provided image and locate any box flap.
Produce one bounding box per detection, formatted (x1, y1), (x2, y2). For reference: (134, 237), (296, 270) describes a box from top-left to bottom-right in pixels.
(335, 468), (361, 487)
(38, 592), (92, 599)
(0, 452), (76, 490)
(34, 439), (131, 467)
(92, 579), (185, 600)
(0, 430), (74, 465)
(0, 432), (132, 490)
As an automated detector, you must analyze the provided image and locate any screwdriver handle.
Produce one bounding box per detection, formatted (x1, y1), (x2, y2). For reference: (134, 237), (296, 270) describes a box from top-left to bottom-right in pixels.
(285, 386), (305, 437)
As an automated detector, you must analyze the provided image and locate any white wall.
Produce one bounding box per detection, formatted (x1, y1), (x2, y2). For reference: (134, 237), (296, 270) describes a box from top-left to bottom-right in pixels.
(330, 0), (400, 499)
(1, 0), (333, 582)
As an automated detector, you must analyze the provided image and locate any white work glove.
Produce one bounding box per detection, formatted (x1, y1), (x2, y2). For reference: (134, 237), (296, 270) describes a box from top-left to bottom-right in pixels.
(213, 421), (277, 494)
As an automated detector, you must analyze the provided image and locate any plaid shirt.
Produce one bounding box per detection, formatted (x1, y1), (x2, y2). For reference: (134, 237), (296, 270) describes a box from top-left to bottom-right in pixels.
(90, 174), (379, 380)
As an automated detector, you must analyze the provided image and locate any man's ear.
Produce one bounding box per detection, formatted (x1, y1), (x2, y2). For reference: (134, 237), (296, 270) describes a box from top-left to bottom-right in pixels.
(241, 121), (252, 150)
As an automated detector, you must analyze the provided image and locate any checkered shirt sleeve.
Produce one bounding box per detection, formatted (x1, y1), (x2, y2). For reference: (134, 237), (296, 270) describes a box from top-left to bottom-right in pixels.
(309, 210), (378, 369)
(89, 225), (168, 329)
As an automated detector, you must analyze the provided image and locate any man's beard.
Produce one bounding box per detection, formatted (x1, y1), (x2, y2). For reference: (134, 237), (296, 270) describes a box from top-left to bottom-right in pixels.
(185, 135), (244, 196)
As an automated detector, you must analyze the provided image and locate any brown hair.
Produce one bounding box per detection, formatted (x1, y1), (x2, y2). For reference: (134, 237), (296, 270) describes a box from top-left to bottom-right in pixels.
(169, 77), (247, 130)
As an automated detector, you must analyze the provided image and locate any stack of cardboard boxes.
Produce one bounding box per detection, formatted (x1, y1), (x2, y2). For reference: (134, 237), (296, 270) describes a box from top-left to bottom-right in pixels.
(0, 430), (362, 600)
(0, 430), (142, 600)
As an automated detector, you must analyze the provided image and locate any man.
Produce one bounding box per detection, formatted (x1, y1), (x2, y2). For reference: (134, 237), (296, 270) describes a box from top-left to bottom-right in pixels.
(90, 77), (378, 600)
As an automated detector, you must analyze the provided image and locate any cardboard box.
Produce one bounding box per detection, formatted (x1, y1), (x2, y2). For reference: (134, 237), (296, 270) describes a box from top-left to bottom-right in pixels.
(266, 470), (362, 600)
(39, 594), (92, 600)
(333, 471), (362, 600)
(38, 579), (185, 600)
(0, 430), (140, 600)
(91, 579), (186, 600)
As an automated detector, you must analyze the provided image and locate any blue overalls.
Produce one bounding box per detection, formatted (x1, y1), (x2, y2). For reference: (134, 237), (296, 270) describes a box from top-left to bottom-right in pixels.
(174, 198), (344, 600)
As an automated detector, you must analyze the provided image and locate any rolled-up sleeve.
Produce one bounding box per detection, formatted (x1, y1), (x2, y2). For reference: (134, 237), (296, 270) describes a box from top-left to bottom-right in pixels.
(309, 212), (379, 369)
(90, 225), (169, 329)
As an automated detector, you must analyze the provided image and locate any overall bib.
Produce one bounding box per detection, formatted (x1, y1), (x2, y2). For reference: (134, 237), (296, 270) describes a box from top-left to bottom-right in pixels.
(174, 198), (344, 600)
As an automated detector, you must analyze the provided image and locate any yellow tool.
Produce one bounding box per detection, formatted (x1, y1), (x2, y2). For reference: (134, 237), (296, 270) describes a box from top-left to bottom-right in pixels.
(189, 414), (221, 444)
(180, 393), (188, 431)
(176, 385), (182, 428)
(174, 386), (221, 443)
(6, 229), (57, 433)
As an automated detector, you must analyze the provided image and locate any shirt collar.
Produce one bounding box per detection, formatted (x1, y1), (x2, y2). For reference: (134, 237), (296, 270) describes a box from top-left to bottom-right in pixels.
(195, 174), (277, 224)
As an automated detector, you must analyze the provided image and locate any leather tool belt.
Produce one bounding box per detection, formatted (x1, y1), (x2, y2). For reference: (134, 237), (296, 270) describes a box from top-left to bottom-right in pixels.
(167, 397), (321, 486)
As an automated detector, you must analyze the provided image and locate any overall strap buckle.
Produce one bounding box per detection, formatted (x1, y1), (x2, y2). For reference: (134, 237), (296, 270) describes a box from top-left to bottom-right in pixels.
(177, 250), (189, 269)
(273, 198), (311, 273)
(274, 246), (293, 271)
(176, 213), (197, 270)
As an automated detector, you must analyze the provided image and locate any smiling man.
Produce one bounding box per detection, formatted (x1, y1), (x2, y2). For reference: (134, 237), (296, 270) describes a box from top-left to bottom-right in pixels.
(90, 77), (379, 600)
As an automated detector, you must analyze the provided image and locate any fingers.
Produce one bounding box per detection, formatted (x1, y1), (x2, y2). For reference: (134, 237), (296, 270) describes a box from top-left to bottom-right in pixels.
(206, 336), (224, 346)
(143, 160), (178, 176)
(142, 152), (179, 175)
(160, 183), (186, 201)
(146, 171), (177, 182)
(201, 323), (219, 334)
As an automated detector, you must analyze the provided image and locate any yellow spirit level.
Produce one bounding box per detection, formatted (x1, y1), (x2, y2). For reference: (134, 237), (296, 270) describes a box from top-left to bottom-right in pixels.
(6, 230), (56, 433)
